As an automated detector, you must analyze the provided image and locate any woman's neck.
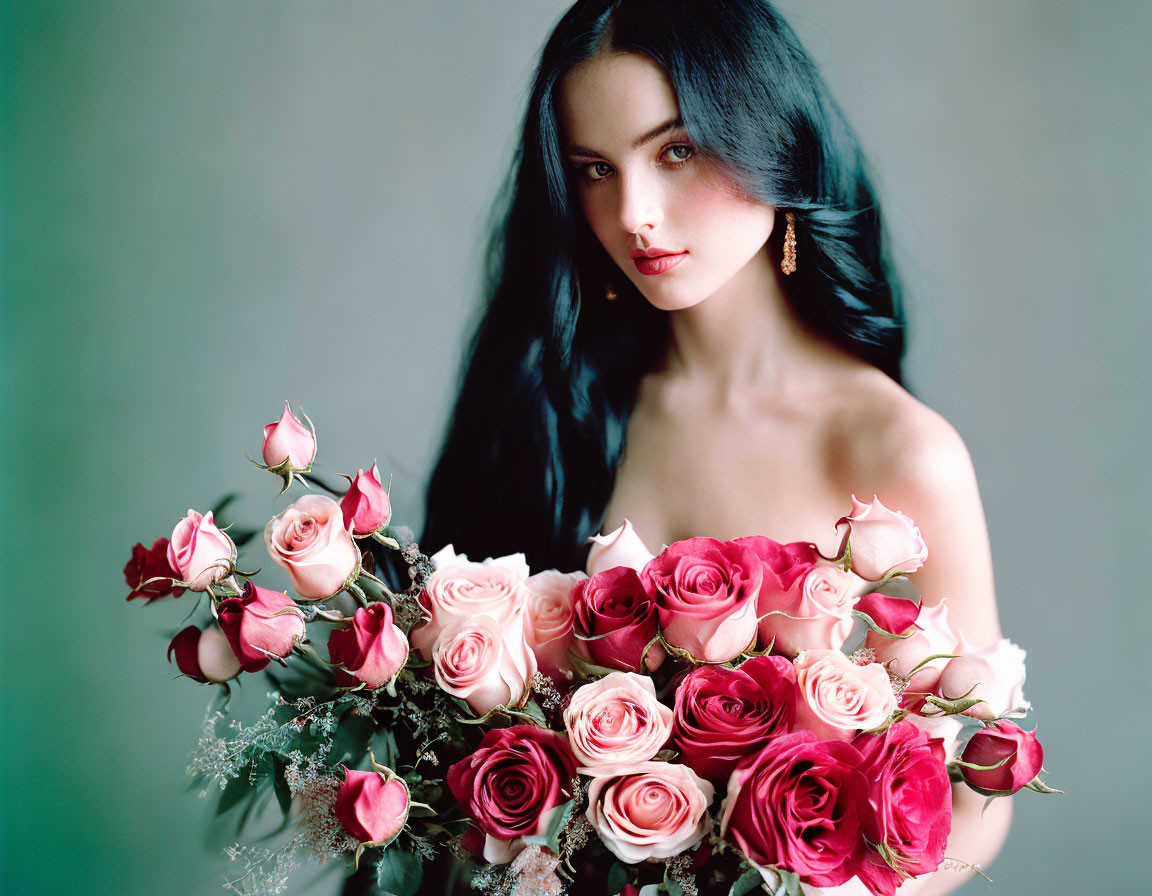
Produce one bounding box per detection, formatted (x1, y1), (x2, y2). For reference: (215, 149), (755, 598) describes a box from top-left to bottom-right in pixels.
(658, 246), (836, 406)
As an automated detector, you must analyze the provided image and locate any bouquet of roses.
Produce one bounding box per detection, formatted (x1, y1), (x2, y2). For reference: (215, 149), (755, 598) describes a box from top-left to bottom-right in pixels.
(124, 404), (1057, 896)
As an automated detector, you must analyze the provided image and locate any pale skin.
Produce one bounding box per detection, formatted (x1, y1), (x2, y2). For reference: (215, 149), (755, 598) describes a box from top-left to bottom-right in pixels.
(559, 51), (1012, 895)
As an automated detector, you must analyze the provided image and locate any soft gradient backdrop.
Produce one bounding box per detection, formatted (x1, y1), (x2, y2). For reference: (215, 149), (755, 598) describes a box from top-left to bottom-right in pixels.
(3, 1), (1148, 893)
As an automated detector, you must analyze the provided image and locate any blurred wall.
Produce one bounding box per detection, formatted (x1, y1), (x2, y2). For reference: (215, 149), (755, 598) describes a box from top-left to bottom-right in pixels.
(2, 1), (1148, 893)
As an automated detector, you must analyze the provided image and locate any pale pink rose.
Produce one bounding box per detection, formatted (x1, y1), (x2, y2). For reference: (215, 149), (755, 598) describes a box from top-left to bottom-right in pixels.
(586, 519), (656, 576)
(168, 623), (242, 683)
(937, 636), (1030, 720)
(793, 649), (898, 740)
(409, 546), (531, 659)
(433, 615), (537, 716)
(524, 569), (585, 681)
(264, 494), (360, 599)
(759, 564), (857, 658)
(907, 712), (965, 762)
(865, 599), (960, 693)
(564, 672), (673, 769)
(585, 761), (713, 863)
(340, 462), (391, 536)
(167, 509), (235, 591)
(834, 494), (928, 582)
(261, 401), (316, 469)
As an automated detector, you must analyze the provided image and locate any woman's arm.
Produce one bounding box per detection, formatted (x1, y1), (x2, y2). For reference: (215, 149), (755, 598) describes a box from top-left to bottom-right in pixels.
(843, 395), (1014, 893)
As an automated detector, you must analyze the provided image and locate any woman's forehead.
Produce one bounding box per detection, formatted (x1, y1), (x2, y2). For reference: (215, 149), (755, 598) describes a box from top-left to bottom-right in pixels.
(558, 52), (682, 154)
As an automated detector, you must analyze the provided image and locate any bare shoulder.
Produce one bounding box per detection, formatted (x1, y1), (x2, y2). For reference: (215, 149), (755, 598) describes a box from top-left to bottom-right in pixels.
(823, 366), (1001, 642)
(824, 367), (977, 502)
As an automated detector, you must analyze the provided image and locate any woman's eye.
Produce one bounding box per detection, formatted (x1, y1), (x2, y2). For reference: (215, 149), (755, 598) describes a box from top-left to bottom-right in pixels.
(664, 144), (694, 164)
(583, 161), (613, 182)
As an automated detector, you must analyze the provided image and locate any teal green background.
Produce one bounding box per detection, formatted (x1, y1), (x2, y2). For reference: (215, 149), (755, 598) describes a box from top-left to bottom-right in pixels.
(3, 1), (1149, 893)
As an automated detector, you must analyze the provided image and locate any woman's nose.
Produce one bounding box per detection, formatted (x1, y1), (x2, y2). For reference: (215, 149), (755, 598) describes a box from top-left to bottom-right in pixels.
(616, 170), (663, 236)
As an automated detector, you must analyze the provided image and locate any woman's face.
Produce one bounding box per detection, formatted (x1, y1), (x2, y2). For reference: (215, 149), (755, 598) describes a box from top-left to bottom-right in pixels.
(558, 51), (777, 312)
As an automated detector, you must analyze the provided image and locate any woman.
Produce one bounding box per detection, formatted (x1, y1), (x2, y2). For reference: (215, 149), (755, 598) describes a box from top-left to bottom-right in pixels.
(379, 1), (1011, 893)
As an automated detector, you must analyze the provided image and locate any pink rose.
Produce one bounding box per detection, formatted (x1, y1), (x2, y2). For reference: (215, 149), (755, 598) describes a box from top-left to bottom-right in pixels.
(865, 598), (960, 693)
(586, 762), (713, 863)
(168, 624), (241, 683)
(340, 462), (391, 537)
(409, 545), (530, 660)
(564, 672), (673, 769)
(586, 519), (656, 576)
(721, 731), (870, 888)
(334, 765), (410, 846)
(571, 567), (665, 673)
(671, 656), (796, 782)
(793, 649), (898, 740)
(124, 538), (185, 602)
(641, 537), (763, 663)
(433, 615), (536, 716)
(264, 494), (360, 599)
(261, 401), (316, 470)
(851, 721), (953, 895)
(167, 509), (236, 591)
(959, 720), (1044, 795)
(524, 569), (585, 682)
(854, 592), (921, 636)
(834, 494), (928, 581)
(327, 601), (409, 689)
(446, 726), (577, 863)
(759, 564), (857, 658)
(937, 636), (1030, 719)
(217, 582), (305, 672)
(733, 536), (820, 594)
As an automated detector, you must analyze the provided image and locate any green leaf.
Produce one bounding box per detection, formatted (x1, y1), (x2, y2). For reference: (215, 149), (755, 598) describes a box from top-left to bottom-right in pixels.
(664, 870), (686, 896)
(375, 846), (423, 896)
(271, 755), (292, 816)
(216, 772), (256, 816)
(544, 799), (576, 856)
(606, 861), (631, 894)
(729, 867), (764, 896)
(851, 609), (912, 640)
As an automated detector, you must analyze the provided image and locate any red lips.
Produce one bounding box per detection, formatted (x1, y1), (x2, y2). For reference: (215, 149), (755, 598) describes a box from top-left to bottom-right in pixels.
(631, 247), (688, 276)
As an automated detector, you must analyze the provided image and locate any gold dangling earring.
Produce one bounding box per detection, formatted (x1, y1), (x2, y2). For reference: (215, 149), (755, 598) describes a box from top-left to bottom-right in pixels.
(604, 282), (617, 301)
(780, 211), (797, 275)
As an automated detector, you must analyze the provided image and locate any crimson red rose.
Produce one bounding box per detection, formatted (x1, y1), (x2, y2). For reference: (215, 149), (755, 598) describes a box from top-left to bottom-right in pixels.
(721, 730), (870, 888)
(572, 566), (663, 672)
(446, 725), (577, 849)
(124, 538), (185, 602)
(959, 720), (1044, 795)
(641, 537), (763, 663)
(852, 721), (953, 895)
(671, 655), (796, 782)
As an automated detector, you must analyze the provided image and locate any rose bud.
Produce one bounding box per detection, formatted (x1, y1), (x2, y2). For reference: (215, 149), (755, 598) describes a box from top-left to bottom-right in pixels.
(261, 400), (316, 470)
(328, 601), (409, 689)
(641, 537), (763, 664)
(124, 537), (185, 601)
(264, 494), (360, 599)
(959, 720), (1044, 795)
(572, 566), (664, 673)
(937, 636), (1030, 720)
(586, 518), (656, 576)
(834, 494), (928, 582)
(340, 462), (392, 537)
(217, 582), (305, 673)
(167, 510), (236, 591)
(865, 598), (960, 694)
(168, 624), (242, 683)
(334, 765), (410, 847)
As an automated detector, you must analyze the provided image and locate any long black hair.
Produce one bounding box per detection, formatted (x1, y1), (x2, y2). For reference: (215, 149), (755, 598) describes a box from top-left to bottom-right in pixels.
(419, 0), (905, 575)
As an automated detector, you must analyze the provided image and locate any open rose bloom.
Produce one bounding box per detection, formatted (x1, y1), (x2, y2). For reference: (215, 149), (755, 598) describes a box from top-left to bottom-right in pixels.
(138, 409), (1055, 896)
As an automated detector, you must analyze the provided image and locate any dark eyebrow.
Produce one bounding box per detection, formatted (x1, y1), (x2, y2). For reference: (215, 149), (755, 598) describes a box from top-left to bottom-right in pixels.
(566, 117), (685, 158)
